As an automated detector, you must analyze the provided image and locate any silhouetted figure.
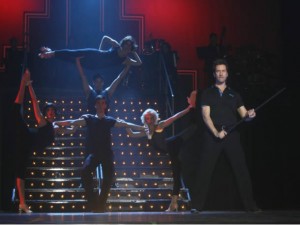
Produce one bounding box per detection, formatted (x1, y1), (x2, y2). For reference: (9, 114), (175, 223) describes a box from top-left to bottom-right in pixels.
(197, 29), (228, 86)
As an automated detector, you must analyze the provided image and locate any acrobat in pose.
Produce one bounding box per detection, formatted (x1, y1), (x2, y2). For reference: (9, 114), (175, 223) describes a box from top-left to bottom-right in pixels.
(38, 35), (142, 70)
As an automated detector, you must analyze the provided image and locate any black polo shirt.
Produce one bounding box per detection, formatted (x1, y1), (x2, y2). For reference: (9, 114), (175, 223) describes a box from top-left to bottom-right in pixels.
(83, 114), (116, 158)
(201, 85), (244, 127)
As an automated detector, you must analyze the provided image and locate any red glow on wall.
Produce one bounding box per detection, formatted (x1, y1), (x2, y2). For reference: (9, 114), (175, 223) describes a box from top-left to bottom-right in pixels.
(124, 0), (281, 88)
(0, 0), (45, 45)
(0, 0), (281, 88)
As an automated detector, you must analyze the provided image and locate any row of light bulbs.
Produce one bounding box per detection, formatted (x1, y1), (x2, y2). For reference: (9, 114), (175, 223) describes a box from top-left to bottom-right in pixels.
(28, 182), (173, 188)
(27, 99), (158, 105)
(27, 192), (181, 199)
(30, 160), (169, 166)
(27, 203), (185, 211)
(33, 150), (164, 157)
(23, 98), (178, 212)
(29, 171), (171, 178)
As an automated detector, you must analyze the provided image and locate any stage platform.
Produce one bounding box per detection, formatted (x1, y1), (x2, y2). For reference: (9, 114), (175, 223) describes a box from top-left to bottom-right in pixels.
(1, 210), (300, 224)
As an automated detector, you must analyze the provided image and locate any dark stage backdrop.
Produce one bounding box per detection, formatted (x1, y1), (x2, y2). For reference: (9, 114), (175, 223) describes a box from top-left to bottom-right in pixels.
(0, 0), (282, 88)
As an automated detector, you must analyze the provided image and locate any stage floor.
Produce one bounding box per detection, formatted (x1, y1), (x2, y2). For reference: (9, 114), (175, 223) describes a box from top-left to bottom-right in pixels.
(1, 210), (300, 224)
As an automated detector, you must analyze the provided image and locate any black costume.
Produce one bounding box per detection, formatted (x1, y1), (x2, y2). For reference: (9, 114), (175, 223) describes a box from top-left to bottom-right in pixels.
(14, 103), (55, 179)
(193, 85), (257, 211)
(80, 114), (116, 212)
(178, 89), (205, 210)
(149, 125), (197, 196)
(54, 47), (125, 70)
(149, 131), (182, 196)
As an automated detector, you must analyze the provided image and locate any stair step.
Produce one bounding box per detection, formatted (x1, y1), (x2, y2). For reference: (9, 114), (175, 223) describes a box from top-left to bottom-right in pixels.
(26, 178), (177, 189)
(27, 167), (173, 177)
(16, 199), (191, 212)
(20, 94), (191, 212)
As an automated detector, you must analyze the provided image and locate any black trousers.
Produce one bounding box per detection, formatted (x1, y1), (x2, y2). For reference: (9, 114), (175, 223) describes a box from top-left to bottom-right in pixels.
(166, 137), (183, 196)
(81, 153), (114, 210)
(166, 124), (198, 196)
(54, 49), (120, 70)
(179, 128), (202, 209)
(193, 130), (256, 211)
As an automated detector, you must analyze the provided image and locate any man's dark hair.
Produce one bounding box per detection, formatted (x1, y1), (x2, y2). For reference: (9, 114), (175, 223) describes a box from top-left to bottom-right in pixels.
(212, 58), (229, 72)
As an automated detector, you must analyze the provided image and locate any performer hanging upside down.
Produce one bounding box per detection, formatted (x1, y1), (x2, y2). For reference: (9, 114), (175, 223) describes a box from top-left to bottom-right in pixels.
(38, 35), (142, 70)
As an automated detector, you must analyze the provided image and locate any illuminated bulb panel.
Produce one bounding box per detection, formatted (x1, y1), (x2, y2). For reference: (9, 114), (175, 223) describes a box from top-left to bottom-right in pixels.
(23, 96), (189, 212)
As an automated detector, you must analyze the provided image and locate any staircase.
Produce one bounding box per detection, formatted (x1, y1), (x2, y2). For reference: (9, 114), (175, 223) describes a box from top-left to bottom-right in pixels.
(16, 90), (191, 212)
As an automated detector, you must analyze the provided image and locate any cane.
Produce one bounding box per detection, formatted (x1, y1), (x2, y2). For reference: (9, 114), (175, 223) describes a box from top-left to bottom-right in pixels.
(225, 87), (286, 133)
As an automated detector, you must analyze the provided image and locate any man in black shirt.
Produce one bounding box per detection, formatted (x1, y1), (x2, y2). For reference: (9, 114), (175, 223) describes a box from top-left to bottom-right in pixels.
(76, 57), (131, 188)
(192, 58), (259, 213)
(55, 95), (143, 212)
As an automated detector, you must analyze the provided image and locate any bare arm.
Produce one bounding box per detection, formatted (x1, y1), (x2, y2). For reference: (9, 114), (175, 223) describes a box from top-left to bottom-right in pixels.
(14, 69), (29, 105)
(54, 117), (86, 128)
(76, 57), (92, 98)
(118, 119), (146, 138)
(202, 105), (226, 139)
(188, 90), (197, 108)
(114, 119), (144, 130)
(131, 51), (142, 66)
(237, 106), (256, 121)
(123, 51), (142, 67)
(54, 119), (83, 135)
(99, 35), (120, 50)
(106, 65), (131, 99)
(158, 105), (192, 129)
(53, 123), (78, 135)
(126, 127), (147, 138)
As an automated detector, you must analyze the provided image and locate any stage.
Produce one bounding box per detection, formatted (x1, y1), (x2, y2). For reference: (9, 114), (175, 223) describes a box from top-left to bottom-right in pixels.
(1, 210), (300, 224)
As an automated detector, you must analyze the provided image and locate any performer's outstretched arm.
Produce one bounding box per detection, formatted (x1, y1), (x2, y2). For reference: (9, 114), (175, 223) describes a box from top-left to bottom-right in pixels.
(99, 35), (120, 50)
(106, 64), (131, 99)
(76, 57), (93, 98)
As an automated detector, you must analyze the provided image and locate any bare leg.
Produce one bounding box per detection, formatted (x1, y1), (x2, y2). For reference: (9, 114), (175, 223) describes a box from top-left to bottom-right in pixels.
(16, 177), (32, 213)
(165, 195), (179, 212)
(15, 69), (30, 104)
(15, 70), (33, 213)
